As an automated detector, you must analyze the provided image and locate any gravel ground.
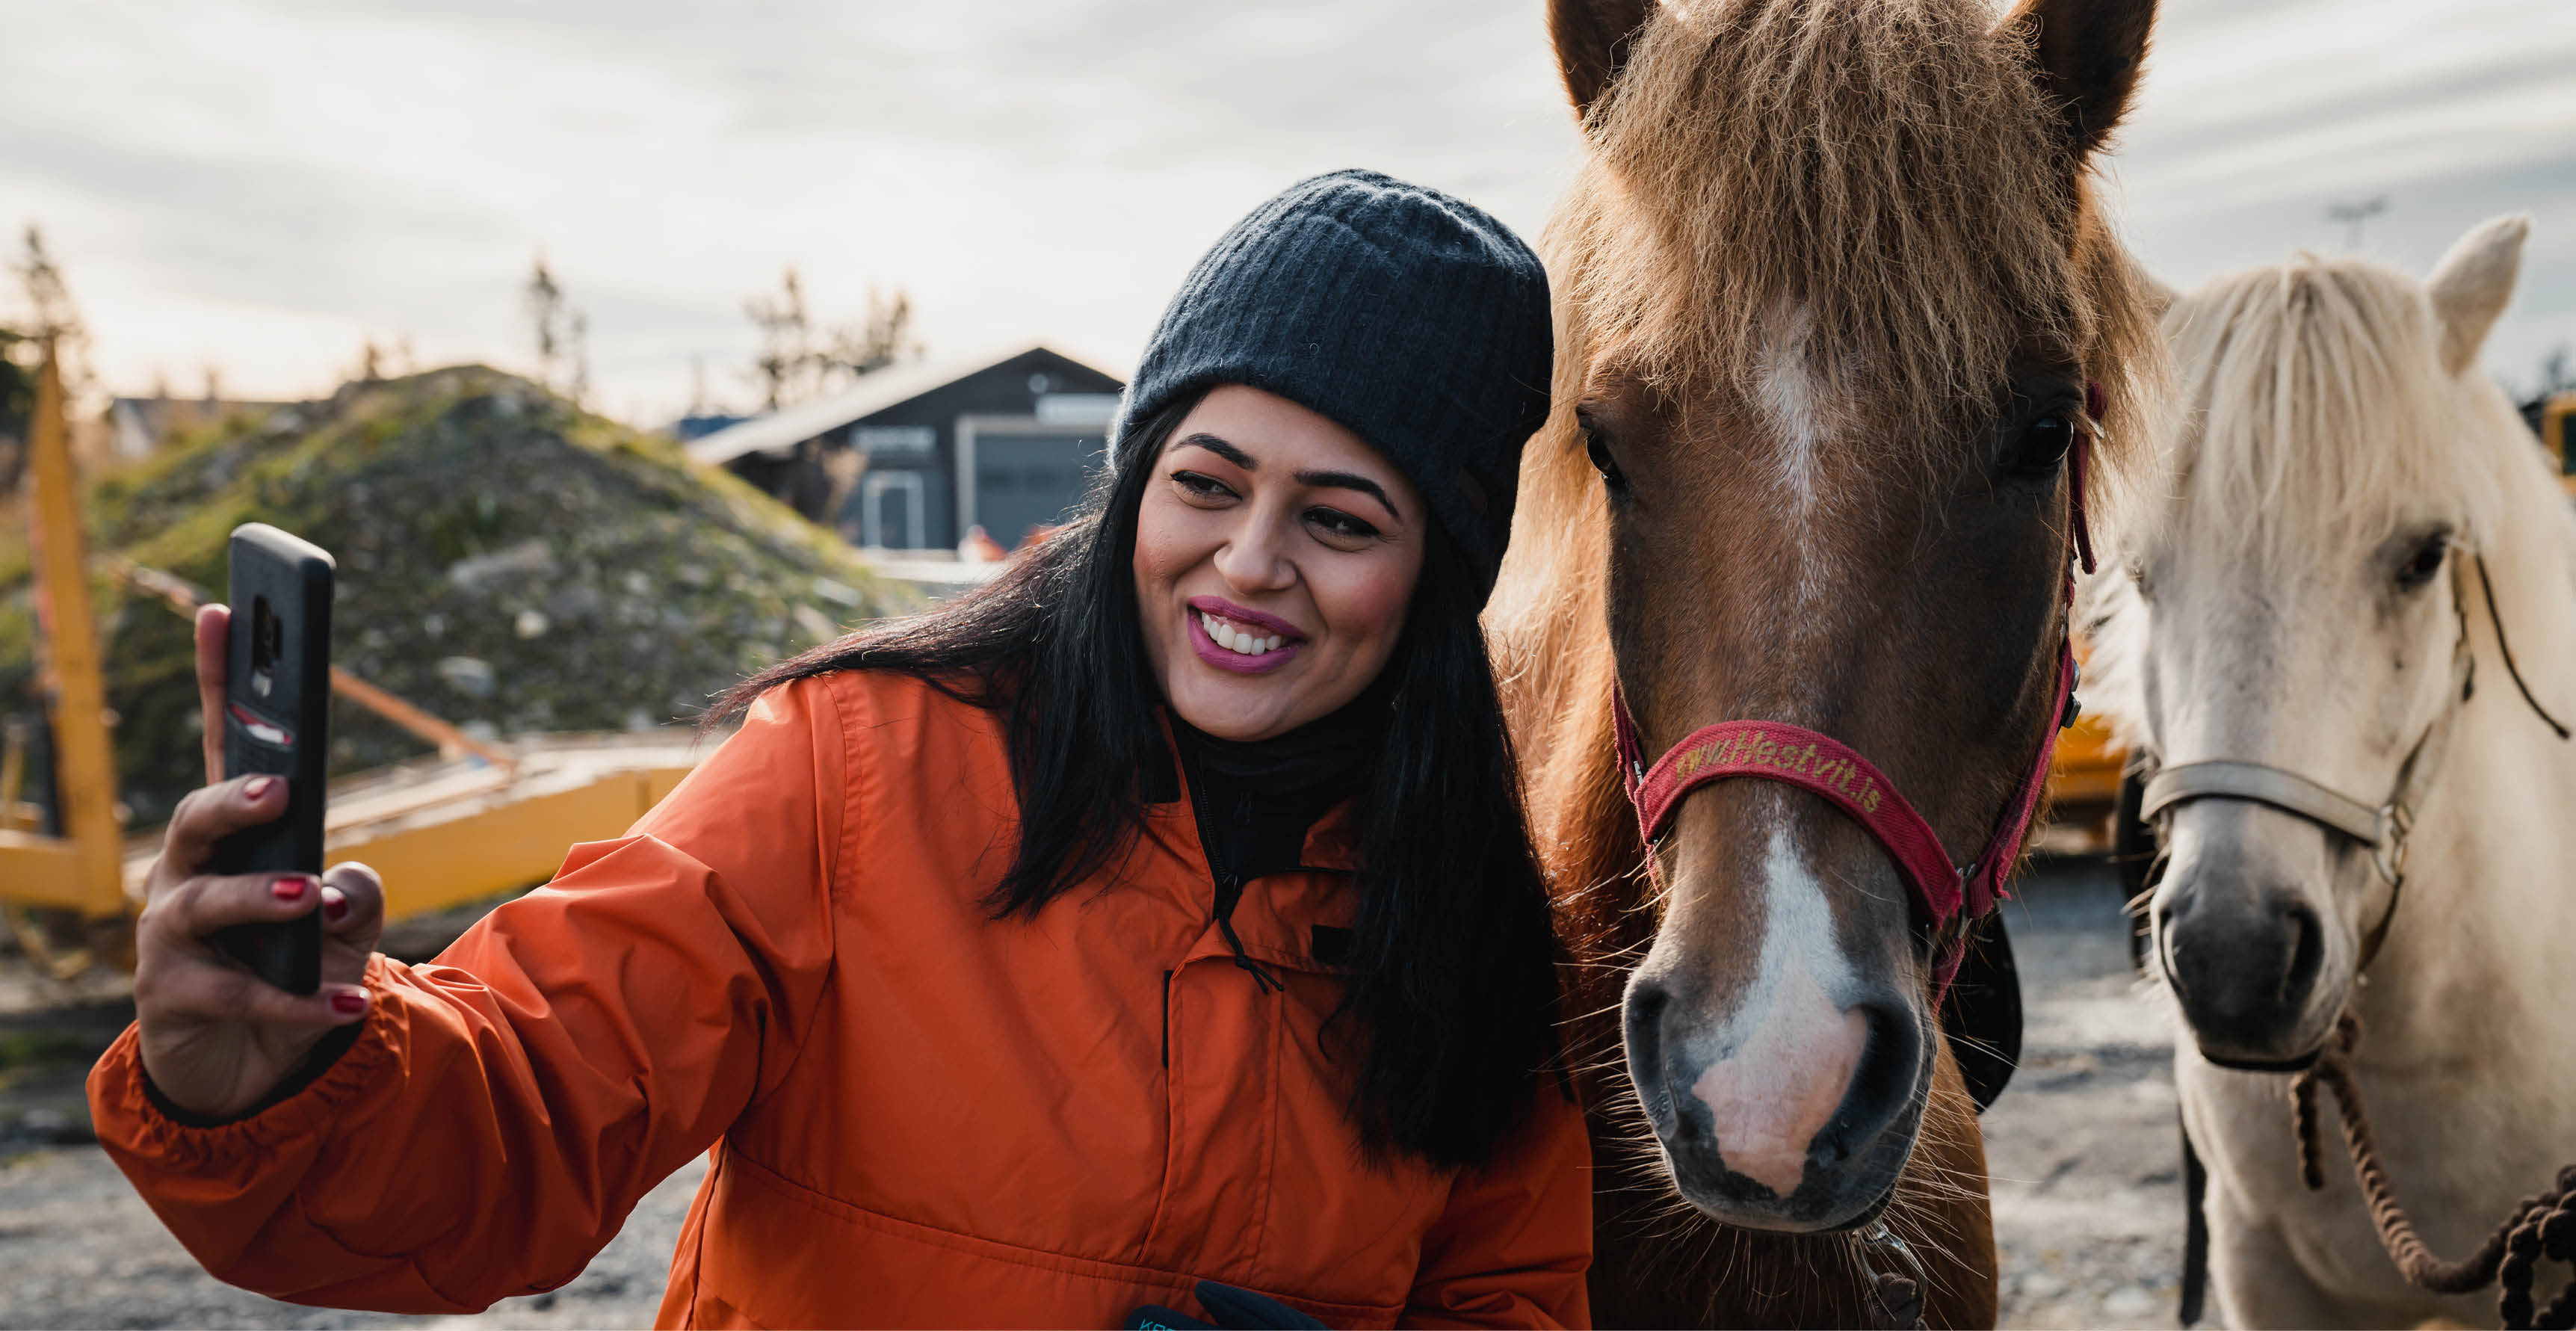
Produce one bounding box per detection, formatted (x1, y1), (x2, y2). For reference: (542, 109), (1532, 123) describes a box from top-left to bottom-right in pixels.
(1984, 859), (2187, 1330)
(1, 859), (2184, 1329)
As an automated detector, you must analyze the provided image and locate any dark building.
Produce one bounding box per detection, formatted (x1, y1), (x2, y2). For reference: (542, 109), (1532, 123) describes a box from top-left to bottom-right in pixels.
(687, 346), (1124, 551)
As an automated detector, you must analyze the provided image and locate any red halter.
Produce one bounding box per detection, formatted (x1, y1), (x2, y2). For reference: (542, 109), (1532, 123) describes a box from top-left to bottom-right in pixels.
(1611, 386), (2103, 992)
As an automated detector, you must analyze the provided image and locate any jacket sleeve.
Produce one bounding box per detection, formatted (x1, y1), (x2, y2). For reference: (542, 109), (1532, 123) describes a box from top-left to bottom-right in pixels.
(85, 676), (849, 1314)
(1400, 1075), (1594, 1329)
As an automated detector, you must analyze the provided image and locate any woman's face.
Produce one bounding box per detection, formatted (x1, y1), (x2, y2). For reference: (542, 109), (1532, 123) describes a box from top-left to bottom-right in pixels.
(1132, 383), (1427, 742)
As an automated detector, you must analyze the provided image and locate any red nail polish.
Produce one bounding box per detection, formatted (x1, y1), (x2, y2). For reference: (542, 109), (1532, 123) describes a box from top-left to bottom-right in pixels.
(244, 776), (277, 801)
(330, 990), (366, 1016)
(271, 875), (312, 901)
(324, 894), (349, 921)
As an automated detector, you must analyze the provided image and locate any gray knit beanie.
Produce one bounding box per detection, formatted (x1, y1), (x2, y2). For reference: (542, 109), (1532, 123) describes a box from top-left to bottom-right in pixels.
(1116, 169), (1553, 600)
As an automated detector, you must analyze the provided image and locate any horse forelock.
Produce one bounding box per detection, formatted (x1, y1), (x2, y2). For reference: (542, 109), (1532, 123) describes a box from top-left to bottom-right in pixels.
(2128, 257), (2518, 567)
(1541, 0), (2162, 480)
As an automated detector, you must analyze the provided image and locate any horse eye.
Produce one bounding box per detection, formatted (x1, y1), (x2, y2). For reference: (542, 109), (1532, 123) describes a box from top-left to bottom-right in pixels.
(1584, 429), (1628, 491)
(2396, 533), (2449, 589)
(2012, 413), (2075, 476)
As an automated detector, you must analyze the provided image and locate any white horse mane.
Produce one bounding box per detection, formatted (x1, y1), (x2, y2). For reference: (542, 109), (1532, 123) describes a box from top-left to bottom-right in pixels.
(2082, 243), (2566, 750)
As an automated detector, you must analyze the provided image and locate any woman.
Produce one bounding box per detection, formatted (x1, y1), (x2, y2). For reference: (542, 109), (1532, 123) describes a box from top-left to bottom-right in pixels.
(88, 170), (1585, 1328)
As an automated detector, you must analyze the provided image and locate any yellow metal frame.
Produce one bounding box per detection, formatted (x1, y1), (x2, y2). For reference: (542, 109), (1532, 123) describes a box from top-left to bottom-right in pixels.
(1, 347), (125, 918)
(330, 768), (692, 920)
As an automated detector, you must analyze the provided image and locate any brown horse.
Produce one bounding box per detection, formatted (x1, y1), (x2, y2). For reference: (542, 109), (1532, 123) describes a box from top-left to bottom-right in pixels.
(1489, 0), (2163, 1322)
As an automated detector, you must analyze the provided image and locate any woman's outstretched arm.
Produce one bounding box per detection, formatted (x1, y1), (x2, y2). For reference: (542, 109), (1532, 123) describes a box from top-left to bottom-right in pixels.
(87, 671), (847, 1314)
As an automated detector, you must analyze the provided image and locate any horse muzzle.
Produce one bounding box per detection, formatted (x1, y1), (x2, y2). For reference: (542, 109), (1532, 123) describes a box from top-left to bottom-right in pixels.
(2155, 836), (2348, 1066)
(1622, 959), (1928, 1231)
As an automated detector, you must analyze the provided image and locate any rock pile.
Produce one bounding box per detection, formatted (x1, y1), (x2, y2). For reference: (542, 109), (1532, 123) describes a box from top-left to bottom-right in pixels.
(0, 365), (912, 824)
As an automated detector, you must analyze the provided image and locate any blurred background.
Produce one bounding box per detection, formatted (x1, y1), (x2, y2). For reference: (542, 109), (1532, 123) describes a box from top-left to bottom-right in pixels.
(1, 1), (2570, 1327)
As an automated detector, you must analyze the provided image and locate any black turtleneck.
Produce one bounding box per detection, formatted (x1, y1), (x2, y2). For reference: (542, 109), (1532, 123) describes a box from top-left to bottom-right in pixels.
(1164, 699), (1377, 986)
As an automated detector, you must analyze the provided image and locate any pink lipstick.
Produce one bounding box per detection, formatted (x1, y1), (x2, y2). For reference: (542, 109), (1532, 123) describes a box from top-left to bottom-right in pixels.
(1185, 596), (1305, 675)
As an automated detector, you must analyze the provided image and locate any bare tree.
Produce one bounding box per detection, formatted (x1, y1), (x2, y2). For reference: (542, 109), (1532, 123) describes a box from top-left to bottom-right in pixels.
(523, 253), (587, 402)
(821, 286), (917, 383)
(2536, 346), (2572, 399)
(745, 269), (918, 410)
(14, 225), (93, 403)
(746, 266), (815, 410)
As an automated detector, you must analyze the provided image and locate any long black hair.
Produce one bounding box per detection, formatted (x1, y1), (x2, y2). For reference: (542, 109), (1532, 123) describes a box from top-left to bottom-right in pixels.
(718, 389), (1562, 1168)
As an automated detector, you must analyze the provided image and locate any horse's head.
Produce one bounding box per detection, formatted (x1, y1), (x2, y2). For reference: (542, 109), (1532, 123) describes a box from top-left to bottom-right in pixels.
(2087, 216), (2541, 1068)
(1509, 0), (2160, 1232)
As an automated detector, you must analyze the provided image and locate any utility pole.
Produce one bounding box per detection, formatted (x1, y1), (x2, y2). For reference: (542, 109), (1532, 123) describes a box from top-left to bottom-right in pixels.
(2328, 196), (2388, 251)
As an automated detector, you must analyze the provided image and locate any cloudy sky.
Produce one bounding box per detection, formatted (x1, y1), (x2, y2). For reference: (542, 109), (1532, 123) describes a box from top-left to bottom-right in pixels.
(5, 0), (2572, 423)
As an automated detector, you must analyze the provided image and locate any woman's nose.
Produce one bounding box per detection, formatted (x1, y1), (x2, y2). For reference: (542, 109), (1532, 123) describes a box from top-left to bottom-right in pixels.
(1212, 522), (1296, 593)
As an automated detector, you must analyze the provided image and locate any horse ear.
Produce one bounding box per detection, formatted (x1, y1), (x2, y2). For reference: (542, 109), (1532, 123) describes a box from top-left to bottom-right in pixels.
(2001, 0), (2157, 158)
(2425, 214), (2531, 377)
(1551, 0), (1655, 120)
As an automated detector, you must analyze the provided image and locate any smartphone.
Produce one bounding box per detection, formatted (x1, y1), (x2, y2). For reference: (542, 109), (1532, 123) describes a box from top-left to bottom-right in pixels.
(206, 524), (334, 995)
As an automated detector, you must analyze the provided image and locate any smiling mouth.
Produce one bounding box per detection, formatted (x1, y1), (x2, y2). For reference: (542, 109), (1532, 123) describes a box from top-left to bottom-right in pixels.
(1197, 610), (1288, 657)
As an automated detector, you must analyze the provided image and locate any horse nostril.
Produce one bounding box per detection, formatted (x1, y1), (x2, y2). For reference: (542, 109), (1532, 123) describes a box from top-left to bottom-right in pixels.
(1623, 981), (1682, 1138)
(2278, 900), (2323, 1007)
(1813, 1004), (1915, 1163)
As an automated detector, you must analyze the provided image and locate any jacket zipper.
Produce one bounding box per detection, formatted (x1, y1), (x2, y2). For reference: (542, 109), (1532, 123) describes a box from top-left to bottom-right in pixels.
(1177, 749), (1285, 993)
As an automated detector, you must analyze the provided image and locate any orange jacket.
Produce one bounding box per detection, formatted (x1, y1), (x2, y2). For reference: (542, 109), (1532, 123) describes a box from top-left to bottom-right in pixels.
(88, 670), (1593, 1327)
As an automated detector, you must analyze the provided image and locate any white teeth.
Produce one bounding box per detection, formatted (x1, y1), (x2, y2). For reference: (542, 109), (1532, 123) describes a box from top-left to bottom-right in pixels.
(1199, 611), (1286, 656)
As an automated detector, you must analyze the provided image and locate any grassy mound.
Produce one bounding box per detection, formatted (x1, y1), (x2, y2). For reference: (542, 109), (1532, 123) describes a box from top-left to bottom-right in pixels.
(0, 365), (912, 825)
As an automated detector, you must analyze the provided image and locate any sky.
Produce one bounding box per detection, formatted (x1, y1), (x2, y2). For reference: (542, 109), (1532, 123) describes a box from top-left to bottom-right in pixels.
(4, 0), (2573, 425)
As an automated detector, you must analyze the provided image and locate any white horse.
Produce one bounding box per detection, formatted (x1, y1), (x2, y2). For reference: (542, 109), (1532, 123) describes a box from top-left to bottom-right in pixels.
(2085, 214), (2576, 1327)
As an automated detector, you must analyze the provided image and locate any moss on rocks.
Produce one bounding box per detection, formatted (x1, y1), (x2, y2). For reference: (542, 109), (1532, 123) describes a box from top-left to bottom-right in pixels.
(0, 365), (913, 825)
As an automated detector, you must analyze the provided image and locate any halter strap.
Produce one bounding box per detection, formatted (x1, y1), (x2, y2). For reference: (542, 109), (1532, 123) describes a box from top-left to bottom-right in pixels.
(1609, 386), (2104, 994)
(1613, 642), (2075, 927)
(2140, 761), (2385, 846)
(2139, 618), (2474, 977)
(2138, 585), (2475, 876)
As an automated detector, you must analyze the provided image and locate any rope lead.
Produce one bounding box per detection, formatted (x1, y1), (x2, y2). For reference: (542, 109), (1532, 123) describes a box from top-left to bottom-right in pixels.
(2290, 1012), (2576, 1328)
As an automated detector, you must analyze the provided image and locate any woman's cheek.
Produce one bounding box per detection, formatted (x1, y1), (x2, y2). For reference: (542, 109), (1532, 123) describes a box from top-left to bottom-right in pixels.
(1318, 550), (1420, 669)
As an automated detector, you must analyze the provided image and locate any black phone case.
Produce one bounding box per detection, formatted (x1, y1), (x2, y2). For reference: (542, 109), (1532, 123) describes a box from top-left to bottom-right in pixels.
(209, 523), (334, 995)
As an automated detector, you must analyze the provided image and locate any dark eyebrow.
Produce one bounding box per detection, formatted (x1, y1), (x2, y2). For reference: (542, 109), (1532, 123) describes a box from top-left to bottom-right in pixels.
(1173, 433), (1400, 524)
(1173, 433), (1253, 469)
(1294, 470), (1400, 523)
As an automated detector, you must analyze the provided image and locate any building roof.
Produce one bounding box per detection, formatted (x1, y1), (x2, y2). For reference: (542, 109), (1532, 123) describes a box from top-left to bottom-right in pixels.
(683, 344), (1125, 468)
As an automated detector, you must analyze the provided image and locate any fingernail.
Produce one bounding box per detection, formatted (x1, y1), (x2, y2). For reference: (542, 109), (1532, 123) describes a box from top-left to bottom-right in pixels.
(330, 989), (367, 1016)
(324, 889), (349, 922)
(271, 874), (313, 901)
(244, 776), (278, 801)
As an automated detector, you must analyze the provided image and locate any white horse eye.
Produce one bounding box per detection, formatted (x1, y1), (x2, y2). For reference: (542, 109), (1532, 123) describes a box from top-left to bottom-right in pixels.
(2396, 534), (2450, 588)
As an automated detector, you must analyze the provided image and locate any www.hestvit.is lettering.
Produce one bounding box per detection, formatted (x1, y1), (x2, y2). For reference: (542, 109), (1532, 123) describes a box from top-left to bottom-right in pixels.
(1673, 732), (1883, 812)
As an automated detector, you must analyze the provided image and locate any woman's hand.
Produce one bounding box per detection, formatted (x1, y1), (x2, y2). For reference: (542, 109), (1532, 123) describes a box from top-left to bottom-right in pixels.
(132, 603), (384, 1120)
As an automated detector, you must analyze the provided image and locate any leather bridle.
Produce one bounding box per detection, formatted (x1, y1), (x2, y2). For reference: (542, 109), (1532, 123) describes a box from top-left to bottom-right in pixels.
(1610, 386), (2104, 1000)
